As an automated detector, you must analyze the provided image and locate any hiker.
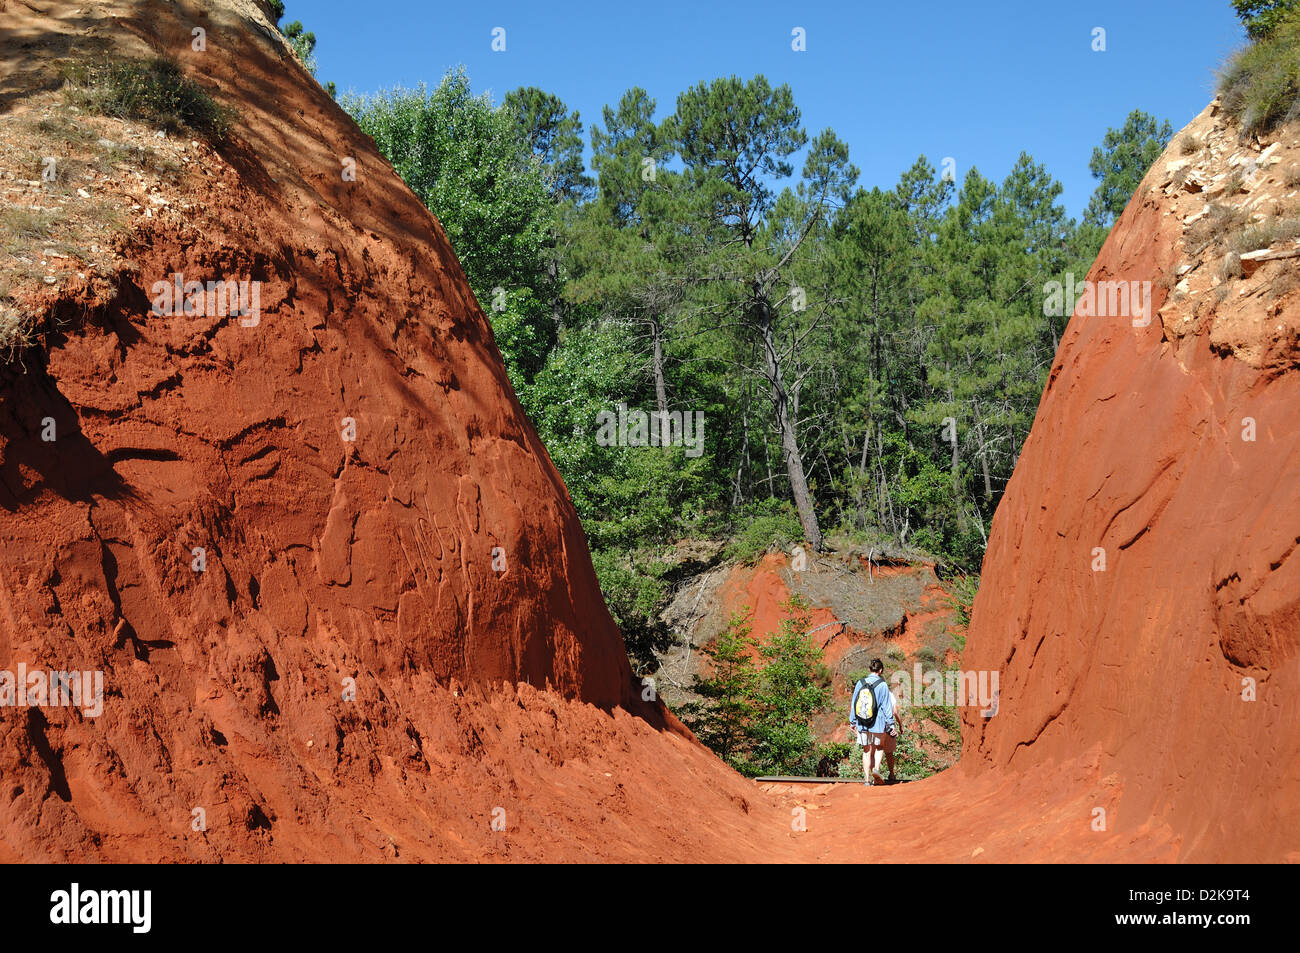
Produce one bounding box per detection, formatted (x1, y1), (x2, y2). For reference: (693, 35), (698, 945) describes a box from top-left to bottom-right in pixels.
(850, 659), (900, 785)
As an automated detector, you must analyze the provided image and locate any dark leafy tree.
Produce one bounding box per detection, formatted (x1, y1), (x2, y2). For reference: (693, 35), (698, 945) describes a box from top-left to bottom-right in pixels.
(1084, 110), (1172, 228)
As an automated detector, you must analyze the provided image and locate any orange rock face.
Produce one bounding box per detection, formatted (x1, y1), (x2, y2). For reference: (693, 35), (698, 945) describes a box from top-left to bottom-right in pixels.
(0, 0), (641, 861)
(959, 101), (1300, 861)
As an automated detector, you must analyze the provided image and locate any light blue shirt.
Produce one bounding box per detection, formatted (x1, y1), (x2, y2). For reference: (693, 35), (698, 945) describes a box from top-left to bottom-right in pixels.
(850, 675), (896, 733)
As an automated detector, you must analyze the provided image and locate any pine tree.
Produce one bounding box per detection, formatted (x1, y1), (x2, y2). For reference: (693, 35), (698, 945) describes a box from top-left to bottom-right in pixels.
(679, 611), (758, 770)
(1084, 110), (1172, 228)
(745, 596), (829, 776)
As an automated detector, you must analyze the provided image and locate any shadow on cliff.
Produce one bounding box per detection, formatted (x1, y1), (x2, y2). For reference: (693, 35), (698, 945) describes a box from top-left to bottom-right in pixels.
(0, 9), (109, 115)
(0, 349), (132, 512)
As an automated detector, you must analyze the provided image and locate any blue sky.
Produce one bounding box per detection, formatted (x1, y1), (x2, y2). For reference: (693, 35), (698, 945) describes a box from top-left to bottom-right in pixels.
(301, 0), (1246, 219)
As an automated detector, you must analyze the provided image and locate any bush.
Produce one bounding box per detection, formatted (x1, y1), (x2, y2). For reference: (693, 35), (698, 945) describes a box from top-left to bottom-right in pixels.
(1228, 214), (1300, 254)
(62, 57), (230, 137)
(589, 547), (672, 673)
(676, 596), (830, 777)
(1187, 202), (1252, 251)
(816, 741), (855, 777)
(482, 286), (553, 386)
(744, 595), (830, 776)
(675, 610), (756, 770)
(344, 70), (554, 296)
(721, 498), (804, 563)
(892, 703), (962, 781)
(1220, 9), (1300, 133)
(0, 207), (57, 243)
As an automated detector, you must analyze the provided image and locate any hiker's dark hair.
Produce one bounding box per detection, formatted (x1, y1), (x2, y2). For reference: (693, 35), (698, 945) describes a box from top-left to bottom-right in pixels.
(869, 658), (884, 673)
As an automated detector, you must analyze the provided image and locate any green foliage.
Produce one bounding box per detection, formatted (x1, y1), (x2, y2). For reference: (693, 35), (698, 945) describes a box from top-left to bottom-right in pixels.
(746, 595), (832, 776)
(282, 21), (318, 75)
(344, 69), (555, 300)
(484, 286), (553, 385)
(677, 596), (831, 776)
(942, 573), (980, 646)
(1221, 7), (1300, 133)
(1084, 110), (1172, 227)
(503, 86), (591, 202)
(721, 499), (804, 563)
(944, 574), (980, 625)
(352, 67), (1137, 676)
(1234, 0), (1300, 39)
(61, 57), (229, 137)
(652, 75), (858, 550)
(891, 704), (961, 781)
(676, 610), (757, 769)
(817, 741), (855, 778)
(521, 321), (714, 551)
(589, 547), (672, 673)
(267, 3), (321, 78)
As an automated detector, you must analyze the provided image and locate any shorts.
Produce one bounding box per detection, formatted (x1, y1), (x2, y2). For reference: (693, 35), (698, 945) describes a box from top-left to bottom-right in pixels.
(859, 730), (896, 754)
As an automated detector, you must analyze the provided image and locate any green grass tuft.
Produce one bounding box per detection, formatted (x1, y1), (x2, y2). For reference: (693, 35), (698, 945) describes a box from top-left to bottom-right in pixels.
(60, 56), (231, 137)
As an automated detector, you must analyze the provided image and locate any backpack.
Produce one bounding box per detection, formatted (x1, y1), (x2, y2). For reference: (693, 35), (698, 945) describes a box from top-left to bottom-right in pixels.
(852, 675), (884, 729)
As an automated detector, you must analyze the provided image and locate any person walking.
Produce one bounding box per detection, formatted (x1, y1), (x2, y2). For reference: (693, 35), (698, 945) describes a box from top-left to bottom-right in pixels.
(850, 658), (900, 785)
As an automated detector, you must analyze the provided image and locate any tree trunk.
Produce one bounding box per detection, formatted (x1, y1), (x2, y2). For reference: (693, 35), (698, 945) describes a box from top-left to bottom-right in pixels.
(978, 424), (994, 501)
(734, 380), (751, 507)
(950, 421), (961, 494)
(649, 314), (669, 446)
(756, 302), (823, 551)
(946, 373), (960, 496)
(546, 250), (564, 331)
(650, 315), (668, 417)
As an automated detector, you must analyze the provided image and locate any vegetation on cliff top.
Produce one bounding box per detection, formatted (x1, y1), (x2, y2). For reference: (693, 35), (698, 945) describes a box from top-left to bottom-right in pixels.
(1223, 3), (1300, 132)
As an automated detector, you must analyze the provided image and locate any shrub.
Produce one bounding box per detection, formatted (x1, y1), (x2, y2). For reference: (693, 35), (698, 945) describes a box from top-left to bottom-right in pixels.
(816, 741), (855, 777)
(676, 596), (830, 777)
(1220, 9), (1300, 133)
(1187, 202), (1252, 251)
(61, 57), (230, 137)
(589, 547), (672, 672)
(744, 595), (831, 776)
(675, 610), (757, 770)
(721, 498), (804, 563)
(1229, 213), (1300, 253)
(1234, 0), (1300, 40)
